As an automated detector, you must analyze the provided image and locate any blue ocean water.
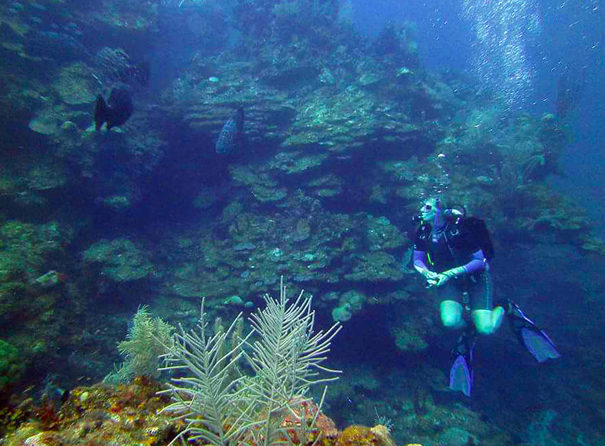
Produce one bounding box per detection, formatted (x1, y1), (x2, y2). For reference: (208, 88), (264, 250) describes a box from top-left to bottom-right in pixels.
(352, 0), (605, 234)
(0, 0), (604, 445)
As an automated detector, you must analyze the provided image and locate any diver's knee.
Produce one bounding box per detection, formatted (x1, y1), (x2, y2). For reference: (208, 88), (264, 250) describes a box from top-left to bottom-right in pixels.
(440, 301), (463, 328)
(472, 308), (504, 335)
(442, 313), (462, 328)
(474, 321), (495, 335)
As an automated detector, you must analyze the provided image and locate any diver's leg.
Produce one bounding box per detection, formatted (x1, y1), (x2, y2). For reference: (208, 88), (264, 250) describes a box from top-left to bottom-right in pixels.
(440, 301), (465, 329)
(439, 281), (465, 329)
(470, 271), (504, 335)
(439, 283), (473, 395)
(472, 308), (505, 335)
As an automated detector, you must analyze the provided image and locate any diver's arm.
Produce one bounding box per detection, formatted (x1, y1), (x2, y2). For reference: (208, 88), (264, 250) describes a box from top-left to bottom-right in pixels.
(435, 250), (487, 287)
(462, 249), (487, 274)
(413, 250), (428, 272)
(413, 250), (438, 280)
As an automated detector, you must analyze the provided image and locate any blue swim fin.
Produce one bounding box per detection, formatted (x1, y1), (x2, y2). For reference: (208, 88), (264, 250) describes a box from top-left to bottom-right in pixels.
(449, 354), (473, 397)
(520, 327), (561, 363)
(449, 329), (476, 397)
(507, 300), (561, 362)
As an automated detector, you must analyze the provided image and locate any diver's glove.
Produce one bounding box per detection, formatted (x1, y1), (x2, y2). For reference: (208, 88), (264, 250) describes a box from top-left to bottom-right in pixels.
(414, 266), (439, 286)
(415, 266), (438, 280)
(435, 266), (466, 287)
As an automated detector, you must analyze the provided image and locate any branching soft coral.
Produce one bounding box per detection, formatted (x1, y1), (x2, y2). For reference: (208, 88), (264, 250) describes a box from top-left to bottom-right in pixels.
(159, 278), (341, 446)
(105, 306), (174, 384)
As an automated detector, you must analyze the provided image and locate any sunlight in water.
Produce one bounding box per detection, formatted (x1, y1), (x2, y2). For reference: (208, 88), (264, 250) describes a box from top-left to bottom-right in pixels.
(462, 0), (541, 108)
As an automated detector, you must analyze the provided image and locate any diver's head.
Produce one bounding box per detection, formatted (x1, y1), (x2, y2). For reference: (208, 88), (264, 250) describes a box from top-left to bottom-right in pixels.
(419, 197), (443, 226)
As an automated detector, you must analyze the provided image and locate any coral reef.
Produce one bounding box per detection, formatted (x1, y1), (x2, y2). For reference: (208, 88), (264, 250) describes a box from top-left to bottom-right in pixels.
(1, 377), (176, 446)
(0, 374), (398, 446)
(0, 0), (604, 444)
(82, 238), (154, 283)
(0, 340), (24, 394)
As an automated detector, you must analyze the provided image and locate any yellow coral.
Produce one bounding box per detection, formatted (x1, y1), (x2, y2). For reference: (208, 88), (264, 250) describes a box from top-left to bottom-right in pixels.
(371, 425), (397, 446)
(336, 425), (377, 446)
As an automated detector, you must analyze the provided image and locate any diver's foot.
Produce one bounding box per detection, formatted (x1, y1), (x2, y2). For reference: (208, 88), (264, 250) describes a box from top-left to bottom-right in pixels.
(503, 298), (523, 317)
(449, 327), (477, 397)
(453, 326), (477, 356)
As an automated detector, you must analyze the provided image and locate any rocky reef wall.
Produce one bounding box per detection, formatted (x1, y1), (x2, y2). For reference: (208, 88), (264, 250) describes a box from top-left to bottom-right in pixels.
(1, 1), (604, 445)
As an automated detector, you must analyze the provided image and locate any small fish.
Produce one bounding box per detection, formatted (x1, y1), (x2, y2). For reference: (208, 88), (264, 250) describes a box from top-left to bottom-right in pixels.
(215, 107), (244, 154)
(94, 87), (133, 131)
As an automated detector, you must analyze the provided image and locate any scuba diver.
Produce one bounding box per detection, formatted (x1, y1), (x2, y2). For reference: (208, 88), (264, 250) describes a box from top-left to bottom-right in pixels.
(412, 197), (560, 397)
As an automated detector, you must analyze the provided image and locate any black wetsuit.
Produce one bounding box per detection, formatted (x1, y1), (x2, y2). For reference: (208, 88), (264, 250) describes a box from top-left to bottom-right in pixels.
(413, 219), (493, 311)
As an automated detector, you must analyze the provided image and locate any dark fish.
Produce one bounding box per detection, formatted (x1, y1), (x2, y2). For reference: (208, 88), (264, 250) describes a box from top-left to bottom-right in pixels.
(94, 87), (134, 131)
(215, 108), (244, 154)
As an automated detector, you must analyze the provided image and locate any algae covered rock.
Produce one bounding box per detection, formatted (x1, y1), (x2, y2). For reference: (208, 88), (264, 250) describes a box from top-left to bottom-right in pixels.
(0, 219), (69, 375)
(268, 151), (329, 175)
(2, 378), (175, 446)
(231, 165), (288, 203)
(26, 159), (67, 191)
(28, 105), (64, 136)
(391, 324), (429, 352)
(331, 289), (367, 322)
(344, 251), (404, 282)
(82, 238), (154, 282)
(0, 339), (24, 392)
(52, 62), (97, 106)
(0, 220), (67, 281)
(366, 215), (406, 251)
(307, 174), (344, 198)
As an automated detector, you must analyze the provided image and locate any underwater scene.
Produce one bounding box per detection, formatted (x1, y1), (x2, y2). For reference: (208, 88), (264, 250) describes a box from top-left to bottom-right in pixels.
(0, 0), (604, 445)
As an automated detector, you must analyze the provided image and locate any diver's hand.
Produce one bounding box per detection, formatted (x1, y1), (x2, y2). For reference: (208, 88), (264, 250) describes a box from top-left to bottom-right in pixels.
(426, 277), (439, 288)
(416, 267), (438, 280)
(435, 266), (466, 287)
(423, 270), (439, 280)
(415, 267), (439, 287)
(434, 274), (450, 287)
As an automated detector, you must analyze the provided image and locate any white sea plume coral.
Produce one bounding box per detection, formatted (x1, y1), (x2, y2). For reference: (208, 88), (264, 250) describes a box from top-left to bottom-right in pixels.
(245, 279), (342, 445)
(159, 278), (342, 446)
(159, 302), (255, 446)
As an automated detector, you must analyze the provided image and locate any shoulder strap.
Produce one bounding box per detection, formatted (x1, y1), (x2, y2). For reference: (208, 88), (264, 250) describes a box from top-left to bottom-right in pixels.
(442, 221), (461, 262)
